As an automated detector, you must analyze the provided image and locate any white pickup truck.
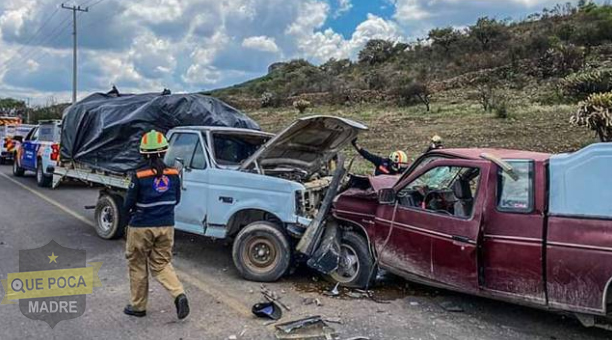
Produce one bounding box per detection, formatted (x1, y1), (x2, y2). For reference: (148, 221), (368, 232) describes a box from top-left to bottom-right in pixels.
(51, 116), (367, 282)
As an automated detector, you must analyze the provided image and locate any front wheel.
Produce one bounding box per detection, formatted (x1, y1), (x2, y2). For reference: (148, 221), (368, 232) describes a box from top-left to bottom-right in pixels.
(36, 162), (52, 188)
(12, 158), (24, 177)
(94, 194), (127, 240)
(232, 222), (291, 282)
(328, 231), (377, 288)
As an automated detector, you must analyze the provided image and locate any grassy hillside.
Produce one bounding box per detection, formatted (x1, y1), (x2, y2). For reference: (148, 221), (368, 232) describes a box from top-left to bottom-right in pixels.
(246, 95), (595, 174)
(209, 1), (611, 174)
(212, 1), (612, 107)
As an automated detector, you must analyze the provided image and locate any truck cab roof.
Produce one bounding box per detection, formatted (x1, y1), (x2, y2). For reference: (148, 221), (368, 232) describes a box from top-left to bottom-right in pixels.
(170, 126), (274, 137)
(430, 148), (551, 162)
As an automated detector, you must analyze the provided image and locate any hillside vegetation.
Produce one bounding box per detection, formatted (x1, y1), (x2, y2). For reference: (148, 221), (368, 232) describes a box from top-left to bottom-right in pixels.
(209, 1), (612, 164)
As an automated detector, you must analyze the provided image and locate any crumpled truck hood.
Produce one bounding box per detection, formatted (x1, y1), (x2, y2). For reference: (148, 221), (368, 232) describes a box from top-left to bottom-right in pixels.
(240, 115), (368, 178)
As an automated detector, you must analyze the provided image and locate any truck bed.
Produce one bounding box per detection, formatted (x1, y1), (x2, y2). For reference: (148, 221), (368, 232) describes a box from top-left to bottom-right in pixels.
(52, 161), (131, 190)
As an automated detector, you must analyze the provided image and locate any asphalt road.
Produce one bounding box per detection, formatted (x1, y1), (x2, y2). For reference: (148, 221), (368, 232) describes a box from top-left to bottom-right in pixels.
(0, 165), (610, 340)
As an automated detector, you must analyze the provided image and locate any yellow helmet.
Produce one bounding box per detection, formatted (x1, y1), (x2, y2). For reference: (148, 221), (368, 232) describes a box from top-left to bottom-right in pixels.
(140, 130), (169, 154)
(389, 150), (409, 168)
(431, 135), (442, 143)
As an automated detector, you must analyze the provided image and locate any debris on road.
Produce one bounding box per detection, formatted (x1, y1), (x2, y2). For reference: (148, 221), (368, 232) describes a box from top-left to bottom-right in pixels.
(303, 297), (323, 306)
(323, 283), (340, 297)
(261, 284), (291, 311)
(439, 300), (464, 313)
(252, 301), (283, 320)
(274, 316), (337, 340)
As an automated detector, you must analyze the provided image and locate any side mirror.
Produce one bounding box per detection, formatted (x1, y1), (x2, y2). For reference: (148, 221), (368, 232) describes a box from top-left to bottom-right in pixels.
(174, 158), (187, 190)
(378, 188), (396, 205)
(174, 157), (185, 171)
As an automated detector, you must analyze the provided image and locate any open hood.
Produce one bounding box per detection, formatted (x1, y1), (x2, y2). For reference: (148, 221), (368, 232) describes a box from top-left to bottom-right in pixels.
(240, 116), (367, 179)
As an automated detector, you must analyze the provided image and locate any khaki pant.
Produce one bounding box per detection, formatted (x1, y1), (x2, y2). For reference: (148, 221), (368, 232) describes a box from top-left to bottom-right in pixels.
(125, 226), (184, 311)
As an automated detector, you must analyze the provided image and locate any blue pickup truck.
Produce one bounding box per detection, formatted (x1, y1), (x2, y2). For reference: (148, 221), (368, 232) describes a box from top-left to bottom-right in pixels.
(53, 116), (367, 282)
(12, 120), (61, 187)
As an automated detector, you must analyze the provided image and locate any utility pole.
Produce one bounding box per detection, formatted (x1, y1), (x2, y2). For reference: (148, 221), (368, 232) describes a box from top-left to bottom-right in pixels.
(61, 3), (88, 104)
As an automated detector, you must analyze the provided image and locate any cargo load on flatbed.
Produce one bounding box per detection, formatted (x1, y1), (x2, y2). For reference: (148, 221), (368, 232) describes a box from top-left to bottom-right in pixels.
(60, 90), (260, 173)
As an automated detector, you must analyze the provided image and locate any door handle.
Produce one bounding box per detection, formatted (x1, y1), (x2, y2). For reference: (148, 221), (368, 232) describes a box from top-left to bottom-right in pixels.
(451, 235), (471, 244)
(219, 196), (233, 204)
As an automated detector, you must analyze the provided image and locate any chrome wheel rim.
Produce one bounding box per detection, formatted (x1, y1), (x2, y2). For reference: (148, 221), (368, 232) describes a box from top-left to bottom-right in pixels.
(331, 244), (360, 283)
(98, 206), (113, 232)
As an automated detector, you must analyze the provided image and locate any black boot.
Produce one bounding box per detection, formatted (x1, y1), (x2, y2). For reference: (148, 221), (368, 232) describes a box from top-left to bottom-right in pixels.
(124, 305), (146, 317)
(175, 294), (189, 320)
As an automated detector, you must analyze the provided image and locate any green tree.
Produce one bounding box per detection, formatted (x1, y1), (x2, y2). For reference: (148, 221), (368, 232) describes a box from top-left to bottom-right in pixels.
(358, 39), (396, 65)
(428, 27), (461, 54)
(0, 98), (26, 117)
(469, 17), (506, 51)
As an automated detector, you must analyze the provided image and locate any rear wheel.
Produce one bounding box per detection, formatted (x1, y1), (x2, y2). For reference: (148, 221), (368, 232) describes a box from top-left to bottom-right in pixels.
(12, 158), (24, 177)
(328, 231), (377, 288)
(94, 194), (127, 240)
(36, 162), (52, 188)
(232, 222), (291, 282)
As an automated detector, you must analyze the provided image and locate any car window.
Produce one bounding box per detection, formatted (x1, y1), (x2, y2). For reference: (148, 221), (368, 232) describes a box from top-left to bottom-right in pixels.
(164, 133), (199, 168)
(497, 160), (534, 212)
(28, 127), (39, 141)
(190, 140), (207, 170)
(212, 133), (268, 166)
(38, 125), (56, 142)
(397, 166), (481, 218)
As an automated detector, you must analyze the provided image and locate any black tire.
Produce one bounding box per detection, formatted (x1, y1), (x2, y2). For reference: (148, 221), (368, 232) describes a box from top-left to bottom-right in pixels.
(36, 162), (52, 188)
(232, 221), (291, 282)
(327, 231), (377, 289)
(94, 194), (127, 240)
(0, 157), (5, 165)
(12, 158), (24, 177)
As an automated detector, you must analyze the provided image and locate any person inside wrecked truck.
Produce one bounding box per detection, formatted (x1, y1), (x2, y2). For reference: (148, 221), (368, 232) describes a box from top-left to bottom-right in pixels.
(123, 130), (189, 320)
(352, 138), (410, 175)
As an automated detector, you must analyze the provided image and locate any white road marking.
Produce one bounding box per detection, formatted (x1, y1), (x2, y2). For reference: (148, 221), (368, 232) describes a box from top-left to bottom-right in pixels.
(0, 171), (253, 318)
(0, 172), (95, 228)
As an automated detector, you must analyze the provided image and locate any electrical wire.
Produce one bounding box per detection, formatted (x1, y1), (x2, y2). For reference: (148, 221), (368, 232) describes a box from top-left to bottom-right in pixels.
(1, 6), (61, 70)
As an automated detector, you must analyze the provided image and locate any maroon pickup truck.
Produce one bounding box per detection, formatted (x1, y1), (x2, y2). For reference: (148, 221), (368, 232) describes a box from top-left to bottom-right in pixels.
(328, 144), (612, 329)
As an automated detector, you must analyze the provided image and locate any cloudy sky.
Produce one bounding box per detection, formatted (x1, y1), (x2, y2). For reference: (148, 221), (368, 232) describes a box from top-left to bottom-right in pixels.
(0, 0), (594, 105)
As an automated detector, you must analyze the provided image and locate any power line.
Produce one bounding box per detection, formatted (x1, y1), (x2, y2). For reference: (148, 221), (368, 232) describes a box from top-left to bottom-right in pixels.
(2, 13), (73, 71)
(1, 6), (61, 70)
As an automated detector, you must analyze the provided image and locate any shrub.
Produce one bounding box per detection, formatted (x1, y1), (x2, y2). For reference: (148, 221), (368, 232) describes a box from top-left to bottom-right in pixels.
(395, 81), (431, 111)
(571, 92), (612, 142)
(293, 99), (311, 114)
(561, 68), (612, 101)
(491, 91), (510, 119)
(260, 92), (279, 108)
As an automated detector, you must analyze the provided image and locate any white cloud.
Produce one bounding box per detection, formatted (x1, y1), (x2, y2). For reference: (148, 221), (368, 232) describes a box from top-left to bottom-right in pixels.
(393, 0), (431, 22)
(242, 36), (280, 53)
(335, 0), (353, 17)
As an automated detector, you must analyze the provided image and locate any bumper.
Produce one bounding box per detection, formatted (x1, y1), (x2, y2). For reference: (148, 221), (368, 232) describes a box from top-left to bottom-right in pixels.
(0, 151), (14, 160)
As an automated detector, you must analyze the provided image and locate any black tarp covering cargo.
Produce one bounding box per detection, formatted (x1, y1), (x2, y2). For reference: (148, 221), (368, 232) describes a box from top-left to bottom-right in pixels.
(60, 92), (260, 173)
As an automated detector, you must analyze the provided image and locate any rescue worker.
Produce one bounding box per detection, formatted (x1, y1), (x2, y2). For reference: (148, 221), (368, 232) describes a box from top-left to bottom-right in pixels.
(351, 138), (409, 175)
(425, 135), (444, 153)
(123, 130), (189, 320)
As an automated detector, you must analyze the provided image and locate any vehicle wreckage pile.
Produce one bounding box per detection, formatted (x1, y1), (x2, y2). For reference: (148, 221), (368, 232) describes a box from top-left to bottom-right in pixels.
(34, 88), (612, 333)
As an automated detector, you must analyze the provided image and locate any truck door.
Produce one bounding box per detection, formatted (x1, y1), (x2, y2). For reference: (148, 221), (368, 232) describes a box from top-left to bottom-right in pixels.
(481, 160), (546, 304)
(165, 132), (209, 235)
(21, 127), (39, 170)
(378, 159), (490, 291)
